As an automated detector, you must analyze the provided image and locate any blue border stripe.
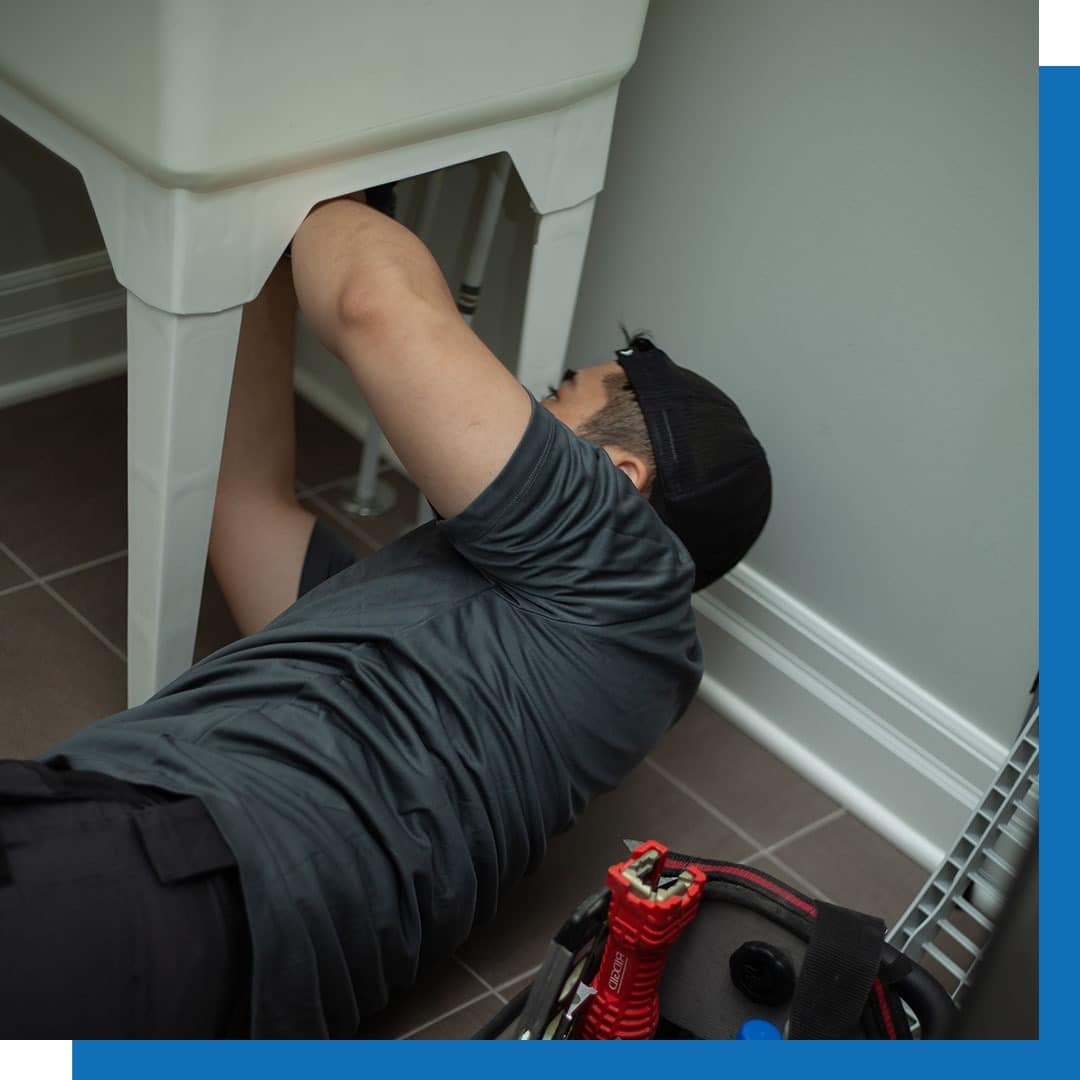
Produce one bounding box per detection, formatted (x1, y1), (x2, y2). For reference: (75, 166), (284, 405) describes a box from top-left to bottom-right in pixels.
(71, 1038), (1038, 1076)
(1038, 64), (1077, 1050)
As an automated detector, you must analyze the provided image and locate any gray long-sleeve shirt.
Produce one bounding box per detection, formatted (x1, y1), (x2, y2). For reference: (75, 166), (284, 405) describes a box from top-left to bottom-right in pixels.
(49, 398), (703, 1036)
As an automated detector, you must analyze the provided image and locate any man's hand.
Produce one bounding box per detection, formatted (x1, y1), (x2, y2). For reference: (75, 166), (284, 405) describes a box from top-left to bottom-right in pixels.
(290, 198), (532, 519)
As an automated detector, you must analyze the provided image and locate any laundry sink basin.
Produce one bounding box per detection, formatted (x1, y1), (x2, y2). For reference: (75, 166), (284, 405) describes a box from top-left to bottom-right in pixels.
(0, 0), (648, 190)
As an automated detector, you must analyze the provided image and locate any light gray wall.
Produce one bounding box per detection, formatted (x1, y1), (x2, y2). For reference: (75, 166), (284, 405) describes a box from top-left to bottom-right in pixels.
(567, 0), (1037, 748)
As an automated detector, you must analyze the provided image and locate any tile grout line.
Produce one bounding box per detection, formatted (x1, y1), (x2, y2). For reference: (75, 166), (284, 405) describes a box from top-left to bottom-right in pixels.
(38, 580), (127, 662)
(398, 960), (543, 1041)
(644, 755), (843, 903)
(0, 540), (49, 583)
(0, 540), (127, 662)
(758, 850), (836, 905)
(453, 956), (508, 1005)
(41, 548), (128, 583)
(396, 987), (496, 1041)
(0, 578), (37, 601)
(0, 548), (128, 601)
(494, 963), (543, 994)
(756, 807), (848, 859)
(642, 755), (767, 857)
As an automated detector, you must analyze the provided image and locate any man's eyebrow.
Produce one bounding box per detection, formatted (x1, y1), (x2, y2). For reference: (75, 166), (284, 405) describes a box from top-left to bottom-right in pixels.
(562, 368), (578, 382)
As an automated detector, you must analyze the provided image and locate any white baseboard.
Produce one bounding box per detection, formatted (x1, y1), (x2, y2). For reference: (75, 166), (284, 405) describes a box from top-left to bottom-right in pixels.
(292, 365), (372, 444)
(0, 250), (121, 334)
(0, 249), (125, 404)
(0, 351), (127, 409)
(0, 249), (113, 301)
(693, 569), (1009, 870)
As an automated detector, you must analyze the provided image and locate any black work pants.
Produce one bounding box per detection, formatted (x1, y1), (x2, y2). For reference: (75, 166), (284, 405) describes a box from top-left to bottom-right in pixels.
(0, 760), (251, 1037)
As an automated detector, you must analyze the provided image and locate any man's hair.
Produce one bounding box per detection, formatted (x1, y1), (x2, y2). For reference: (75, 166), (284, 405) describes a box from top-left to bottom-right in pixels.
(576, 370), (656, 497)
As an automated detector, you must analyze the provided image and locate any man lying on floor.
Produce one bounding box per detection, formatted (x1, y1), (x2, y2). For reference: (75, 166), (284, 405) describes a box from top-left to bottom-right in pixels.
(0, 193), (770, 1037)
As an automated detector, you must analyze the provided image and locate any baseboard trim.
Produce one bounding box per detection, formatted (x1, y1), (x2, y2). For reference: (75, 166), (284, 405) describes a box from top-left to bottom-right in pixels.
(0, 249), (113, 299)
(695, 674), (945, 869)
(0, 351), (127, 409)
(693, 571), (1009, 870)
(292, 366), (372, 444)
(0, 250), (124, 401)
(0, 289), (125, 342)
(725, 565), (1007, 769)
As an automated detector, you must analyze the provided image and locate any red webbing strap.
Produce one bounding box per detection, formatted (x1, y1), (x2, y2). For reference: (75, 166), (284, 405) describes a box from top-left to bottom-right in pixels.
(662, 855), (818, 920)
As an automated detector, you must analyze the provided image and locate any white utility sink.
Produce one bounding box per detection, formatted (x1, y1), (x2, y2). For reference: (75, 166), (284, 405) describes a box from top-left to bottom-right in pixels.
(2, 0), (645, 191)
(0, 0), (649, 703)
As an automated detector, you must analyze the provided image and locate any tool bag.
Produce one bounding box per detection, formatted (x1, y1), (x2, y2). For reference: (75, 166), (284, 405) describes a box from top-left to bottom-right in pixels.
(474, 843), (958, 1040)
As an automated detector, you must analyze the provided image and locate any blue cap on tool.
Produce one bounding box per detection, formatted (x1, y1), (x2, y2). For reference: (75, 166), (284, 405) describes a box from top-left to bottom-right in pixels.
(736, 1018), (784, 1040)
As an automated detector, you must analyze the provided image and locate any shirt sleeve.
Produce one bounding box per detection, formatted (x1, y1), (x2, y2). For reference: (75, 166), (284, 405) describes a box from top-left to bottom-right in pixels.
(439, 396), (696, 624)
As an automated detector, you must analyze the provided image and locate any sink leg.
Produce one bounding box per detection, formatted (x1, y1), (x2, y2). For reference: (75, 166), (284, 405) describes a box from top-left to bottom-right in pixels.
(516, 197), (598, 398)
(125, 293), (243, 706)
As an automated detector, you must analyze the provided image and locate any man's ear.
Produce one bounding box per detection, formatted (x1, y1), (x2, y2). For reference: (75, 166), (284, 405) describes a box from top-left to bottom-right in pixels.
(604, 446), (651, 494)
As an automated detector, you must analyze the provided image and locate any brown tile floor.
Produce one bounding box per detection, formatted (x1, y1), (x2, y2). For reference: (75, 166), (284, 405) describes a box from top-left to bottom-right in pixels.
(0, 375), (931, 1039)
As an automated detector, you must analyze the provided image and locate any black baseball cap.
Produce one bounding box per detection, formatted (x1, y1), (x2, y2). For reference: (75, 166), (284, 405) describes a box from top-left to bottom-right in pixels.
(615, 336), (771, 591)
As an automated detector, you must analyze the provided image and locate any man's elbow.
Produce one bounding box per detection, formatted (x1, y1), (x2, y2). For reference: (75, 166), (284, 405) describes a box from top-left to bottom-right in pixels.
(336, 268), (401, 328)
(292, 198), (449, 350)
(337, 267), (415, 337)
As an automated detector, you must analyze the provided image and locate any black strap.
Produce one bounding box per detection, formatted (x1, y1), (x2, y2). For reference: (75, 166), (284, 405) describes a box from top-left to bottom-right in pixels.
(877, 951), (913, 987)
(132, 797), (237, 885)
(0, 832), (10, 887)
(0, 760), (66, 800)
(0, 759), (153, 805)
(1, 760), (155, 887)
(0, 759), (236, 887)
(787, 902), (886, 1039)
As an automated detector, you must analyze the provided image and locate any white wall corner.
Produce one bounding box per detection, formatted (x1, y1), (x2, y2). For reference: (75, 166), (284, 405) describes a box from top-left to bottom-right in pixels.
(692, 567), (1010, 871)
